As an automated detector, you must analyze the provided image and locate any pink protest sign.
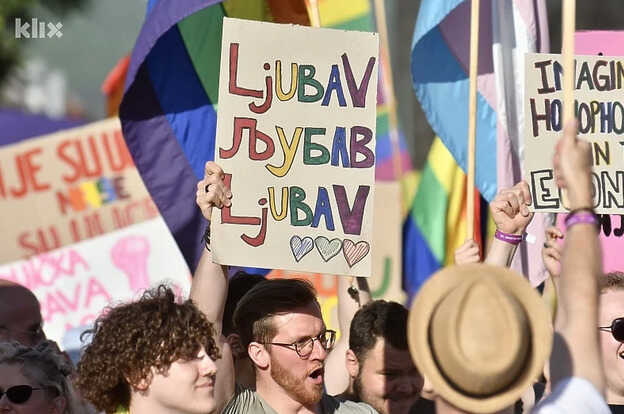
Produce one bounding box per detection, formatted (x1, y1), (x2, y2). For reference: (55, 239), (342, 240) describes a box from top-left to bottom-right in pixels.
(553, 32), (624, 273)
(556, 213), (624, 273)
(576, 31), (624, 56)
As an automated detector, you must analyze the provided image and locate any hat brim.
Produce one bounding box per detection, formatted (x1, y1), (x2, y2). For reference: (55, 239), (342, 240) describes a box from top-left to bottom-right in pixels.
(408, 264), (553, 414)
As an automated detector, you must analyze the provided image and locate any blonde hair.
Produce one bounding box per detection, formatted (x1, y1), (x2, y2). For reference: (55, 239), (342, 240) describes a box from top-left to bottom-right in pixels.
(0, 340), (79, 413)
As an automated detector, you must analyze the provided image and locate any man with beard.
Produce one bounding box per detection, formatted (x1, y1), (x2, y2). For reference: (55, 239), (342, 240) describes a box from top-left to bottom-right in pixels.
(222, 278), (376, 413)
(338, 300), (424, 414)
(193, 161), (377, 414)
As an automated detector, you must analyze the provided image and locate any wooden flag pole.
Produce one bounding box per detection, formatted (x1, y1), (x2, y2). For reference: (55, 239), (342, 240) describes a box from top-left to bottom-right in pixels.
(305, 0), (321, 28)
(373, 0), (404, 184)
(562, 0), (575, 124)
(466, 0), (480, 241)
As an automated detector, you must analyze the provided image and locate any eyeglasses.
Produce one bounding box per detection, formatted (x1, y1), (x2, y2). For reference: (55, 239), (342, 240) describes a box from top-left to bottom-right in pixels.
(599, 317), (624, 342)
(0, 385), (45, 404)
(263, 330), (336, 358)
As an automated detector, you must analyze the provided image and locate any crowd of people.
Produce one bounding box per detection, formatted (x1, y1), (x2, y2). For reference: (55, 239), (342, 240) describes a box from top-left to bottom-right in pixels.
(1, 122), (622, 414)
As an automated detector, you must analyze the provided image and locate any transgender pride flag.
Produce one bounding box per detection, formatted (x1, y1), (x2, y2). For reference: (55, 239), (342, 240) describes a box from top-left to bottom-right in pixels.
(404, 0), (550, 296)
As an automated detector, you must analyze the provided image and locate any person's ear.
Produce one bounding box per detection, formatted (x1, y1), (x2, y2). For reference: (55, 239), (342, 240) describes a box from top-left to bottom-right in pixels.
(226, 333), (246, 359)
(50, 395), (67, 414)
(345, 349), (360, 378)
(125, 372), (151, 393)
(248, 342), (270, 369)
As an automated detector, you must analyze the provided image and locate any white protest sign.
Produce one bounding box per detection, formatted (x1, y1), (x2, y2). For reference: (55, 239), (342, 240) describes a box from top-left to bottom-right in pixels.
(525, 53), (624, 214)
(211, 18), (379, 276)
(0, 217), (191, 345)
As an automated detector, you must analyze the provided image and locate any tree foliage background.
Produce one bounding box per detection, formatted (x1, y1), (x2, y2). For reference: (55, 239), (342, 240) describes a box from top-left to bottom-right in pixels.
(0, 0), (89, 87)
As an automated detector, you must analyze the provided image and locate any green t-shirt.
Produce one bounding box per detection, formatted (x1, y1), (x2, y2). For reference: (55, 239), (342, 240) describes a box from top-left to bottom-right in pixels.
(222, 388), (378, 414)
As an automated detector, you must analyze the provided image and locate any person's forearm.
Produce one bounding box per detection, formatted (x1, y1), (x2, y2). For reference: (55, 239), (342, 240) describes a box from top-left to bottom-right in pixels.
(337, 276), (371, 331)
(484, 238), (518, 267)
(325, 277), (372, 395)
(190, 240), (229, 336)
(554, 219), (604, 391)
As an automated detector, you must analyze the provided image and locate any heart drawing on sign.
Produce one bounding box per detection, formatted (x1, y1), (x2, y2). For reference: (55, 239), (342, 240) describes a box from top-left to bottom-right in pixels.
(314, 236), (342, 262)
(290, 236), (314, 262)
(343, 239), (370, 267)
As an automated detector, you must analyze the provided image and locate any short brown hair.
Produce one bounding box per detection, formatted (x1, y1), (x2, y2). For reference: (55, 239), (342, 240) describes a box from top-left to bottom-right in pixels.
(233, 278), (318, 348)
(349, 300), (408, 361)
(76, 285), (220, 413)
(600, 272), (624, 293)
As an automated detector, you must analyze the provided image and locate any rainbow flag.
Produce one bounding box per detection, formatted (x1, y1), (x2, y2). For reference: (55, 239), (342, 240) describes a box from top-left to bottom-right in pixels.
(120, 0), (310, 270)
(404, 0), (549, 295)
(120, 0), (412, 270)
(403, 137), (483, 296)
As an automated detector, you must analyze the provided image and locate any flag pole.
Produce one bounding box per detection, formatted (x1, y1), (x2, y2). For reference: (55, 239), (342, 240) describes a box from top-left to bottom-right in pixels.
(305, 0), (321, 28)
(466, 0), (480, 241)
(562, 0), (575, 124)
(373, 0), (404, 185)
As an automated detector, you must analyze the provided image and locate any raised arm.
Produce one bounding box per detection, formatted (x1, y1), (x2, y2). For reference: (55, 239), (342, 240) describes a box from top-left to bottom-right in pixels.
(324, 276), (372, 395)
(190, 162), (236, 411)
(549, 121), (605, 394)
(190, 161), (232, 336)
(485, 181), (534, 267)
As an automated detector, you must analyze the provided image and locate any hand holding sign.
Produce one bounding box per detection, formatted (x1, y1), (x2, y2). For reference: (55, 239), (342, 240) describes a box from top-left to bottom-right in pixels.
(196, 162), (232, 221)
(553, 121), (593, 210)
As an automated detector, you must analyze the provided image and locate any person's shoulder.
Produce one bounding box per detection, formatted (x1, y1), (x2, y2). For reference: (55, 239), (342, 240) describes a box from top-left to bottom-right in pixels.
(323, 394), (379, 413)
(532, 377), (610, 414)
(222, 386), (260, 413)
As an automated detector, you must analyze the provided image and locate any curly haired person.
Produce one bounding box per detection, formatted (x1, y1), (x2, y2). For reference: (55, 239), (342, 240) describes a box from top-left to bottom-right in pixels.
(76, 286), (221, 414)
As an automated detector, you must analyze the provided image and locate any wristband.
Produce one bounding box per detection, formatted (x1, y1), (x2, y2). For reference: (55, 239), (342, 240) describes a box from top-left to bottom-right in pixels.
(564, 211), (599, 229)
(494, 230), (523, 245)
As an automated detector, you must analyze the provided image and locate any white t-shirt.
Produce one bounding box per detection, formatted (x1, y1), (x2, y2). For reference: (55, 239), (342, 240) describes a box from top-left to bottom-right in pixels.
(532, 377), (610, 414)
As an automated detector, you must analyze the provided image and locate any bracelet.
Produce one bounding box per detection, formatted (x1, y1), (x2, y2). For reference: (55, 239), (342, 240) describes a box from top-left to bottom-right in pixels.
(564, 211), (599, 229)
(494, 230), (523, 245)
(203, 224), (211, 251)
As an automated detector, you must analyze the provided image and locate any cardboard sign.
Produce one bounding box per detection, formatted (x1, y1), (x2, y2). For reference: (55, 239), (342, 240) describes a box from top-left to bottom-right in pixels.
(524, 53), (624, 214)
(211, 18), (379, 276)
(267, 181), (406, 334)
(0, 217), (191, 344)
(0, 118), (158, 264)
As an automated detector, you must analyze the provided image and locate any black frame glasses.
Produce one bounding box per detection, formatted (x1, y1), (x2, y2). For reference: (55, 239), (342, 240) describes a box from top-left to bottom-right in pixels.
(599, 317), (624, 342)
(0, 385), (45, 404)
(263, 330), (336, 358)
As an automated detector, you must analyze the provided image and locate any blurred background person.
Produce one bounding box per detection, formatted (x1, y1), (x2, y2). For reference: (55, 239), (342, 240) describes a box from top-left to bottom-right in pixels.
(0, 340), (80, 413)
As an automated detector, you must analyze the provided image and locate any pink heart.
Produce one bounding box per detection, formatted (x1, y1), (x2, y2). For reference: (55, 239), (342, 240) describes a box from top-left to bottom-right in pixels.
(342, 239), (370, 267)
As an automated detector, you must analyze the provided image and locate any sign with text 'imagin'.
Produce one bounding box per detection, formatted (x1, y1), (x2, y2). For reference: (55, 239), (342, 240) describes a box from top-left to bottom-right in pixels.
(525, 53), (624, 214)
(211, 18), (379, 276)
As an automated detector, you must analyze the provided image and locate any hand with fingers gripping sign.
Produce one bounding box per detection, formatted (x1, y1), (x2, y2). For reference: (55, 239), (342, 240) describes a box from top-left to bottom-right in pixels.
(553, 121), (594, 211)
(196, 162), (233, 221)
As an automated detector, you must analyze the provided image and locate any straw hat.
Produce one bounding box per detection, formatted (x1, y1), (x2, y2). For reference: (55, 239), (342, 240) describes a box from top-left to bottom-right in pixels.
(408, 264), (552, 413)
